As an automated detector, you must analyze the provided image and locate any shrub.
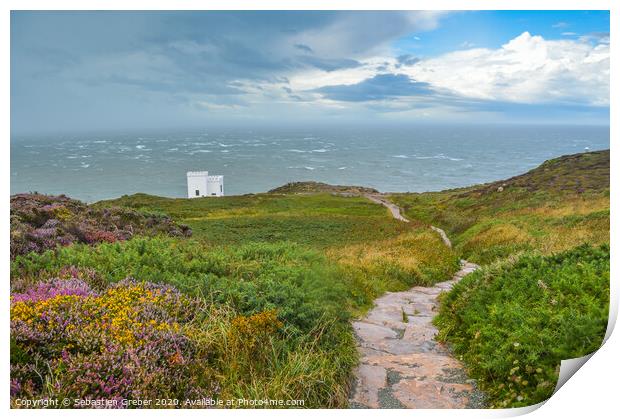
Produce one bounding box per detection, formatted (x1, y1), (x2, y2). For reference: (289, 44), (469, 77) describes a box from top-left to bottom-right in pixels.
(434, 244), (610, 407)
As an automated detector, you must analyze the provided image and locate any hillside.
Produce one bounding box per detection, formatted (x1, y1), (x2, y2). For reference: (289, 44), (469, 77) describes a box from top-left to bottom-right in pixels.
(10, 193), (191, 259)
(391, 150), (610, 264)
(95, 191), (411, 249)
(473, 149), (609, 195)
(268, 181), (379, 195)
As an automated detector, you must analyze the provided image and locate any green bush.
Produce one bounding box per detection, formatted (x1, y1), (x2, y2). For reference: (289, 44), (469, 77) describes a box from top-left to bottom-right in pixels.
(13, 238), (352, 335)
(434, 244), (610, 407)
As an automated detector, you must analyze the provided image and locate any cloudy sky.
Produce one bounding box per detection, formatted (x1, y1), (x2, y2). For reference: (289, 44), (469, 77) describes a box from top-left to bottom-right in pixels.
(11, 10), (610, 134)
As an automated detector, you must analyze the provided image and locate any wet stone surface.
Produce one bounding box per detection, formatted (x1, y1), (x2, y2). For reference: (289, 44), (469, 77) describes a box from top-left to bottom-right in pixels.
(349, 261), (486, 409)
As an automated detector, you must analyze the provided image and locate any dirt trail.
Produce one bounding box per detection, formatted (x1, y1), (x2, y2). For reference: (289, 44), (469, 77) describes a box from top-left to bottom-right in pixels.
(349, 195), (485, 408)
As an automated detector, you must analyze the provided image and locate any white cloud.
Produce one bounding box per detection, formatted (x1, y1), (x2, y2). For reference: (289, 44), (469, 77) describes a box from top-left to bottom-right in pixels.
(404, 32), (609, 106)
(460, 41), (476, 48)
(282, 31), (608, 109)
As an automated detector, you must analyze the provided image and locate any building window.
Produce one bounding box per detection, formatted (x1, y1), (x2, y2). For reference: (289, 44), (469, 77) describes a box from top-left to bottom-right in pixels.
(220, 185), (223, 192)
(195, 189), (200, 196)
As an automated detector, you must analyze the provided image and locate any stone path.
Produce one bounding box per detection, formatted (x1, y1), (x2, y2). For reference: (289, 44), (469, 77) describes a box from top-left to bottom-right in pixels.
(349, 195), (485, 408)
(430, 226), (452, 248)
(365, 194), (410, 223)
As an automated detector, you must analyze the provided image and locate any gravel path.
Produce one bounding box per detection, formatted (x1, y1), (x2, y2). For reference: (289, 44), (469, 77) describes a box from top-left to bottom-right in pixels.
(349, 195), (485, 408)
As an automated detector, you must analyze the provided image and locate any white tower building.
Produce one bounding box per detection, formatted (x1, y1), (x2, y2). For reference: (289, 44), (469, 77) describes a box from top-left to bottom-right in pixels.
(187, 171), (224, 198)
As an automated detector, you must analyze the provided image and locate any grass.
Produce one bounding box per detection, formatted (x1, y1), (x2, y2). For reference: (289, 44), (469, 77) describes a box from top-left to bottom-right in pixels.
(11, 239), (359, 406)
(268, 181), (378, 194)
(95, 192), (411, 249)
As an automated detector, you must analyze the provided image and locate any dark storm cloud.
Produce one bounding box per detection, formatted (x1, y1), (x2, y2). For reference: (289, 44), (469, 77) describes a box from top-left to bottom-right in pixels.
(11, 11), (447, 133)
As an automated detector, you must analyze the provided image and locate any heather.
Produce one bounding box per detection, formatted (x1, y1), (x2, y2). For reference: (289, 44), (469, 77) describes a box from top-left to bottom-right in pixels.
(11, 279), (214, 405)
(434, 244), (610, 407)
(11, 236), (452, 335)
(10, 193), (191, 258)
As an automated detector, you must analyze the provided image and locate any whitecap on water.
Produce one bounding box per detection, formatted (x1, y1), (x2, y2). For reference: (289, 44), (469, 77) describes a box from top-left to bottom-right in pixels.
(392, 155), (408, 159)
(415, 154), (463, 161)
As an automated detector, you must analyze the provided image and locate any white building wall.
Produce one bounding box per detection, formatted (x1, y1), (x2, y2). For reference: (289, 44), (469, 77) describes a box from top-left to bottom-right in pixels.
(187, 171), (209, 198)
(206, 175), (224, 197)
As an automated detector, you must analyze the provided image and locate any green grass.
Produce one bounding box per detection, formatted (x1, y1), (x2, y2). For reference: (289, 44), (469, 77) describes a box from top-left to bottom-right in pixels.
(434, 244), (609, 408)
(11, 238), (358, 406)
(95, 192), (410, 249)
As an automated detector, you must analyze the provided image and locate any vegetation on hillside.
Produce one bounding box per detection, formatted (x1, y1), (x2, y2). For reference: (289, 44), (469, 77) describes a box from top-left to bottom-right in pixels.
(11, 240), (360, 406)
(10, 193), (191, 259)
(11, 279), (213, 404)
(390, 150), (609, 264)
(268, 181), (378, 195)
(434, 244), (609, 408)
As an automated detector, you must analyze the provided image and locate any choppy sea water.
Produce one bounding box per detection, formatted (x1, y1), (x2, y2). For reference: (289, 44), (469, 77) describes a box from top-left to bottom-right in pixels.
(11, 125), (609, 203)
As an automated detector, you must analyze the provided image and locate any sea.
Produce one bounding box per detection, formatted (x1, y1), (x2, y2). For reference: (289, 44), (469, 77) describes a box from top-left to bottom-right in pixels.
(10, 124), (610, 203)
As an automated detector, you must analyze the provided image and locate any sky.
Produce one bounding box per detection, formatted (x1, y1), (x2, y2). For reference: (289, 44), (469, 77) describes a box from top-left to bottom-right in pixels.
(10, 10), (610, 134)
